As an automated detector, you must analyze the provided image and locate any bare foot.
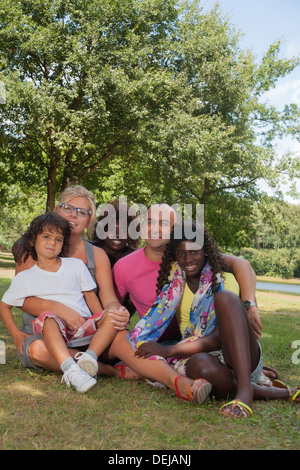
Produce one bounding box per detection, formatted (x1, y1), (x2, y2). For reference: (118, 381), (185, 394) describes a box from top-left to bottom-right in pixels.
(220, 399), (253, 418)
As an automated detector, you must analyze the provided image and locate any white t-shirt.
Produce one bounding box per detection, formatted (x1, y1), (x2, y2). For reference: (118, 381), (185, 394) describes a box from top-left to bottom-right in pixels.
(2, 257), (96, 318)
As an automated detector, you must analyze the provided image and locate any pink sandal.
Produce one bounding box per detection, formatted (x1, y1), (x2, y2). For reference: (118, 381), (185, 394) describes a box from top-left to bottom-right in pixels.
(174, 376), (212, 404)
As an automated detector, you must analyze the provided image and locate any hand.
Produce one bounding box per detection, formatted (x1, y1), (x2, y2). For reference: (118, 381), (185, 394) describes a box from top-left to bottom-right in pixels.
(247, 306), (263, 339)
(56, 307), (86, 332)
(14, 330), (30, 356)
(135, 341), (168, 359)
(108, 306), (130, 330)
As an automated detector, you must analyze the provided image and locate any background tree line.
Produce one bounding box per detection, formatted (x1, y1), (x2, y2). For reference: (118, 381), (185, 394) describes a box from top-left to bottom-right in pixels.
(0, 0), (299, 275)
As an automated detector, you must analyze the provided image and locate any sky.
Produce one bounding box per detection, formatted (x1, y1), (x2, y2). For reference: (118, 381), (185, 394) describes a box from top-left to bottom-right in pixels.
(201, 0), (300, 204)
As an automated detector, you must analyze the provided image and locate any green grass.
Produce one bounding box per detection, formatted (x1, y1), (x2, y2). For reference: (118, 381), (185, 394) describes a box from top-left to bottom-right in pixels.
(0, 253), (16, 270)
(0, 275), (300, 450)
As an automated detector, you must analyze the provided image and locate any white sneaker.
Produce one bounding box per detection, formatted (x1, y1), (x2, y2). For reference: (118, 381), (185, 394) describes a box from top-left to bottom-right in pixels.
(75, 352), (98, 378)
(62, 363), (97, 393)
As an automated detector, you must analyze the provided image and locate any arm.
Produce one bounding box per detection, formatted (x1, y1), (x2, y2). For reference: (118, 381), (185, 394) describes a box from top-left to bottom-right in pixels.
(135, 329), (221, 359)
(222, 254), (263, 338)
(111, 258), (128, 305)
(0, 301), (29, 356)
(22, 297), (86, 330)
(93, 246), (130, 329)
(83, 290), (103, 315)
(12, 236), (36, 274)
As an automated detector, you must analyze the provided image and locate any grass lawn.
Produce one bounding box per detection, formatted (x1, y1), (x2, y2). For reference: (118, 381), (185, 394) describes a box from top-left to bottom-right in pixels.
(0, 253), (299, 451)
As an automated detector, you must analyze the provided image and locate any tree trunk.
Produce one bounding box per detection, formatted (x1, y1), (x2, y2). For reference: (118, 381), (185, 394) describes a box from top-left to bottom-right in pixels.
(200, 178), (210, 223)
(46, 164), (57, 212)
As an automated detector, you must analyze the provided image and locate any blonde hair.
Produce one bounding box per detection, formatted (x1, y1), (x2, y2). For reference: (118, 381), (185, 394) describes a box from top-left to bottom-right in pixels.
(58, 185), (96, 238)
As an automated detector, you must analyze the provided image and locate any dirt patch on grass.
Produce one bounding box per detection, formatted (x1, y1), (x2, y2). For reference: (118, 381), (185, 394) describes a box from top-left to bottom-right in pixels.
(0, 268), (14, 279)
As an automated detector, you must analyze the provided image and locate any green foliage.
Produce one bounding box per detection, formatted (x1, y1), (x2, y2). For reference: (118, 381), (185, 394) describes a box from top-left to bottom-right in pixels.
(0, 0), (299, 245)
(0, 180), (45, 250)
(239, 247), (300, 279)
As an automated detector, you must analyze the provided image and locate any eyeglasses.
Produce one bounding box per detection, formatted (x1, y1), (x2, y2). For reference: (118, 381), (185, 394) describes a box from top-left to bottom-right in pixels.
(59, 202), (91, 218)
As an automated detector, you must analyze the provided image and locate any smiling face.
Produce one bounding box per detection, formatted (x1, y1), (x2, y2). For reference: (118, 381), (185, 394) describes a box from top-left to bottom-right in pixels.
(175, 240), (206, 279)
(141, 204), (177, 250)
(104, 222), (128, 252)
(56, 196), (92, 237)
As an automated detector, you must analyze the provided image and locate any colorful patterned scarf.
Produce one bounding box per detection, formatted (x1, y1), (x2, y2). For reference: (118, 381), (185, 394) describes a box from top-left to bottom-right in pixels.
(128, 261), (224, 350)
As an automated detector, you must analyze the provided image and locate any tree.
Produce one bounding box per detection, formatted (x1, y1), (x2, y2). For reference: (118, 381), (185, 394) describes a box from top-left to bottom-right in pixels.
(0, 0), (299, 247)
(0, 0), (181, 210)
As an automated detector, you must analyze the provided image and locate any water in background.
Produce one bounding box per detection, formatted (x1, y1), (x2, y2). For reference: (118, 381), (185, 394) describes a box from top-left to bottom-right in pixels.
(256, 281), (300, 295)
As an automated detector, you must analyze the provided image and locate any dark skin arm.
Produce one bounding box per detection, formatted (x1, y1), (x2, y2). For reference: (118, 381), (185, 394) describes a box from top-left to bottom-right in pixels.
(134, 327), (220, 359)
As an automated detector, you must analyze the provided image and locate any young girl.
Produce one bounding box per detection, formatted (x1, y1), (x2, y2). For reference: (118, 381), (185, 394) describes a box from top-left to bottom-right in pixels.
(0, 213), (129, 392)
(126, 221), (299, 417)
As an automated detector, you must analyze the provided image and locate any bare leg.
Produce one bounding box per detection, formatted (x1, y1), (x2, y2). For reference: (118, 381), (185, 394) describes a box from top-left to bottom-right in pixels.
(42, 318), (72, 366)
(186, 290), (260, 417)
(186, 353), (236, 398)
(28, 337), (123, 377)
(108, 331), (195, 396)
(87, 310), (120, 358)
(28, 338), (76, 371)
(186, 353), (292, 401)
(29, 317), (116, 373)
(214, 290), (259, 411)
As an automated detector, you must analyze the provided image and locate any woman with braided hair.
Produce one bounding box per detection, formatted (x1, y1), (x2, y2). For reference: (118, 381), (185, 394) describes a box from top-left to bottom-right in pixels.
(156, 226), (232, 297)
(130, 220), (299, 418)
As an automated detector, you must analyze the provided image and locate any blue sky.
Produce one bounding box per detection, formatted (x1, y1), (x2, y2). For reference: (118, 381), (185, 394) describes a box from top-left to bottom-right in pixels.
(201, 0), (300, 203)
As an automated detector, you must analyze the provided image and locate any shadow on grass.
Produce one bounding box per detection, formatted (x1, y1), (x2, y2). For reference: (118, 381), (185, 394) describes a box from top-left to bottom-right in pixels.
(0, 252), (15, 270)
(0, 284), (299, 450)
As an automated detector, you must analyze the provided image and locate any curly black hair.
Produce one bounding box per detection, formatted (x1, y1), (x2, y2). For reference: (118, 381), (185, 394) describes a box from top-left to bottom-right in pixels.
(156, 226), (232, 296)
(22, 213), (71, 261)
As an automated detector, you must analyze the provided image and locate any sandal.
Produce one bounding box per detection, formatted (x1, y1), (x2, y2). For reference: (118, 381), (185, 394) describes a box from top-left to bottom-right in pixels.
(113, 363), (144, 381)
(174, 376), (212, 404)
(219, 399), (253, 419)
(289, 387), (300, 403)
(262, 365), (280, 380)
(273, 379), (289, 389)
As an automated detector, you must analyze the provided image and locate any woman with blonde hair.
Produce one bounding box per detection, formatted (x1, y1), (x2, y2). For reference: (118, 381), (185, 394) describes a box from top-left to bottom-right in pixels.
(12, 185), (130, 376)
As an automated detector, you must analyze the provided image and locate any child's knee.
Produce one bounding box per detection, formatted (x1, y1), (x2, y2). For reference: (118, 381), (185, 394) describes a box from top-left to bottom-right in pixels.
(28, 338), (49, 363)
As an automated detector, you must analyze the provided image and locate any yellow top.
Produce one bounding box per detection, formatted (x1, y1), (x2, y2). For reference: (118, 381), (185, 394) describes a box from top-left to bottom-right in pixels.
(175, 272), (240, 335)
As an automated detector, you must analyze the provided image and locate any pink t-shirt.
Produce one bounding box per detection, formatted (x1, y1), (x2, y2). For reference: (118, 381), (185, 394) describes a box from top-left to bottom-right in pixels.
(112, 247), (160, 318)
(112, 247), (181, 342)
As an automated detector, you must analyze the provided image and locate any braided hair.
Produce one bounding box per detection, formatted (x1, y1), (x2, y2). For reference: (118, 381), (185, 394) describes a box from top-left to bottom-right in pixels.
(156, 225), (232, 296)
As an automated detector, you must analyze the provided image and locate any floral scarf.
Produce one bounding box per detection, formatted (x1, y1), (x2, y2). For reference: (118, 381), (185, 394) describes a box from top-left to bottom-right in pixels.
(128, 261), (224, 350)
